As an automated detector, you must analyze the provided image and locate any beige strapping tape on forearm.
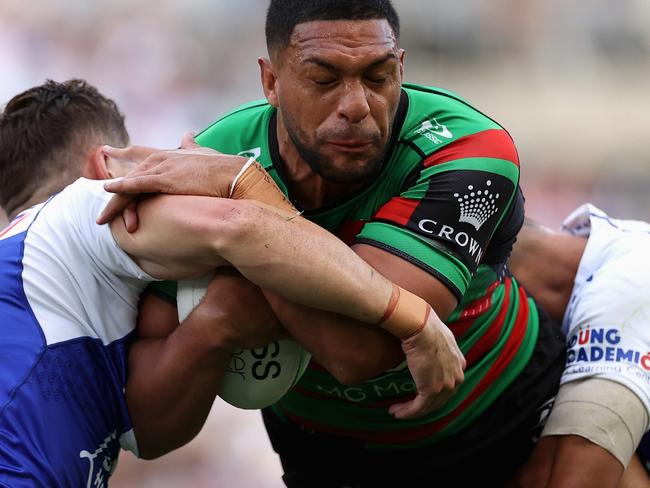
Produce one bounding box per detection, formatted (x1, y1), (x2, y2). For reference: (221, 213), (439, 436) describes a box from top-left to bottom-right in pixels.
(378, 284), (430, 340)
(229, 157), (297, 214)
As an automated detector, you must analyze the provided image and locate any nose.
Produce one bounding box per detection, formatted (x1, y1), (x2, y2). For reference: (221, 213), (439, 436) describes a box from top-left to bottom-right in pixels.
(337, 80), (370, 124)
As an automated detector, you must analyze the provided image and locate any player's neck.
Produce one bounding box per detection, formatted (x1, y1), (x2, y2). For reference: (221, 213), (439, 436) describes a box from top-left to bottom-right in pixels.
(7, 178), (76, 220)
(8, 193), (48, 220)
(276, 118), (363, 211)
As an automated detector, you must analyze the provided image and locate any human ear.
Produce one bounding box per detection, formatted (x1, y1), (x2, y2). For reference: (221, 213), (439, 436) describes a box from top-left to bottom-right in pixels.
(259, 57), (279, 107)
(89, 145), (132, 180)
(398, 49), (405, 80)
(83, 146), (111, 180)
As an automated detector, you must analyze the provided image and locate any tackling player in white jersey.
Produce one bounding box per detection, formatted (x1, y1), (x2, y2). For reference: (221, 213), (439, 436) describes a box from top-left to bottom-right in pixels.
(509, 205), (650, 487)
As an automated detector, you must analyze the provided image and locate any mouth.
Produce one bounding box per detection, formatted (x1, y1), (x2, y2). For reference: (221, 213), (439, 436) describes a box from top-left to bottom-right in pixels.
(326, 140), (374, 153)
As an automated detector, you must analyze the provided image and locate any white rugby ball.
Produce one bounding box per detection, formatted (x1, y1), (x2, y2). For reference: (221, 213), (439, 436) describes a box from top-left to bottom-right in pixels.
(176, 273), (311, 409)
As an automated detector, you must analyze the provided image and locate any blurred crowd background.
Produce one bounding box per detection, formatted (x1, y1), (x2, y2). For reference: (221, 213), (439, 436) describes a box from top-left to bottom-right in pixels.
(1, 0), (649, 486)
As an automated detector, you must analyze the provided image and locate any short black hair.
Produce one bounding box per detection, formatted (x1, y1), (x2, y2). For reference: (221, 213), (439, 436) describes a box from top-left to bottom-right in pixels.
(265, 0), (400, 53)
(0, 79), (128, 215)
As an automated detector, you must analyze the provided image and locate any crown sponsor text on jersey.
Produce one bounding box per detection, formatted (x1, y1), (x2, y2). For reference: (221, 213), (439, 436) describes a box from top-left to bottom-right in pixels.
(417, 219), (483, 264)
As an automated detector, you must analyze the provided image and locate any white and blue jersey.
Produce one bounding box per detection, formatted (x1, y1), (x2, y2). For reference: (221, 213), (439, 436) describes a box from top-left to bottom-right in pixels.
(561, 204), (650, 416)
(0, 178), (154, 487)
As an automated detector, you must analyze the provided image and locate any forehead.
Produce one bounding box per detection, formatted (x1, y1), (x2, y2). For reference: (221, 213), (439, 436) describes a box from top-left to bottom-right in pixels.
(286, 19), (398, 65)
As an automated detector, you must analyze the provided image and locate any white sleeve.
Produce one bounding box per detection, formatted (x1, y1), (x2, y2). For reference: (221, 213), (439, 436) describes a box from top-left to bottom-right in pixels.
(22, 178), (156, 345)
(62, 178), (156, 282)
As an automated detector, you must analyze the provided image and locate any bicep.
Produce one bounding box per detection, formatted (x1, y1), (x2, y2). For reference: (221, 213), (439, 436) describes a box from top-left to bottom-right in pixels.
(110, 194), (231, 280)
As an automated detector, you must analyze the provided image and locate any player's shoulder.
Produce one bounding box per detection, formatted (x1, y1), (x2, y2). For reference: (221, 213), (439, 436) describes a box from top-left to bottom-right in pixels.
(195, 99), (274, 159)
(399, 83), (515, 160)
(401, 83), (504, 133)
(45, 178), (110, 216)
(27, 178), (117, 247)
(396, 83), (518, 171)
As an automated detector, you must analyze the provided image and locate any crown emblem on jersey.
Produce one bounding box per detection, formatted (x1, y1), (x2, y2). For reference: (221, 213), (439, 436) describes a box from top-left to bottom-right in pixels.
(454, 180), (499, 230)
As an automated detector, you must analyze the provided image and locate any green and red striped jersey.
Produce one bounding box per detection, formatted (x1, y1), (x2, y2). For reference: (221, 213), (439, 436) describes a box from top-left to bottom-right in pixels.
(159, 83), (537, 447)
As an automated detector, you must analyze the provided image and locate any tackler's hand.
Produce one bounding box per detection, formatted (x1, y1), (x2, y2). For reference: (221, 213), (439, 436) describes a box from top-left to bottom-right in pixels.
(96, 133), (250, 229)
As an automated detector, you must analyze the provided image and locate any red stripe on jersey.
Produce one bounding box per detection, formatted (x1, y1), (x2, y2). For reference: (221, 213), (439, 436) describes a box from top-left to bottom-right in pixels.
(463, 279), (511, 366)
(375, 291), (529, 443)
(458, 287), (529, 406)
(373, 197), (419, 226)
(282, 287), (532, 444)
(0, 213), (28, 239)
(448, 281), (499, 338)
(423, 129), (519, 168)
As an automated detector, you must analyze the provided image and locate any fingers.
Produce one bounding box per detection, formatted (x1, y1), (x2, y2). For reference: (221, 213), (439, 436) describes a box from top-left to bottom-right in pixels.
(388, 385), (458, 419)
(103, 174), (165, 195)
(102, 144), (159, 164)
(98, 174), (171, 225)
(97, 194), (136, 225)
(122, 202), (139, 233)
(389, 396), (427, 419)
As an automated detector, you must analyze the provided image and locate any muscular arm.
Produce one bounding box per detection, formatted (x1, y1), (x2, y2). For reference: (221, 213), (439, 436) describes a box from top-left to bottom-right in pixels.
(111, 195), (394, 324)
(265, 243), (457, 385)
(130, 255), (455, 457)
(127, 271), (283, 459)
(106, 144), (464, 453)
(127, 293), (232, 459)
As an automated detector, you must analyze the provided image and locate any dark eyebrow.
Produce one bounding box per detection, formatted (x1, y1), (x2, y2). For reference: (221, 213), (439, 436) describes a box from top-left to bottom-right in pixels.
(302, 52), (398, 71)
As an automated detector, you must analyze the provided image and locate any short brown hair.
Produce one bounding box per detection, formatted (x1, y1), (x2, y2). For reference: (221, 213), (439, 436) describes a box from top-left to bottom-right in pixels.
(265, 0), (400, 54)
(0, 79), (129, 215)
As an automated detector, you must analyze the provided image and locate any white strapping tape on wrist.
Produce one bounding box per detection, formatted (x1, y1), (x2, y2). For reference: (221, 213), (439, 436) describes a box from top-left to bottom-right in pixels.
(229, 156), (257, 198)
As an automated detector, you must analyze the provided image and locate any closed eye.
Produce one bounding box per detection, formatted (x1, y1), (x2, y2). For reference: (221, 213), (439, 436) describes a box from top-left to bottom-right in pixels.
(313, 79), (337, 86)
(366, 76), (388, 84)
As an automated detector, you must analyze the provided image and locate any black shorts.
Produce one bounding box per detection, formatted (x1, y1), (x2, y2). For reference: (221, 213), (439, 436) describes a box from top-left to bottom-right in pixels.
(262, 305), (565, 488)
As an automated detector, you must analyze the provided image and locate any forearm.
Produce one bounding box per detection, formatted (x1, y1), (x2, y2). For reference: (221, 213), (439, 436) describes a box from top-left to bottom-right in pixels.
(113, 162), (424, 336)
(225, 162), (427, 335)
(264, 291), (403, 385)
(114, 194), (394, 326)
(216, 200), (401, 327)
(126, 310), (232, 459)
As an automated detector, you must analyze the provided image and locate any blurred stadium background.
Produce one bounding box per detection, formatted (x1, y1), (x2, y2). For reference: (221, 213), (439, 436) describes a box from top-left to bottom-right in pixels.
(1, 0), (649, 486)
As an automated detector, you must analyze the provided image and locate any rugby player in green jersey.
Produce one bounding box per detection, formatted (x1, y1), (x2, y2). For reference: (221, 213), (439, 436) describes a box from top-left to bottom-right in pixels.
(99, 0), (566, 485)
